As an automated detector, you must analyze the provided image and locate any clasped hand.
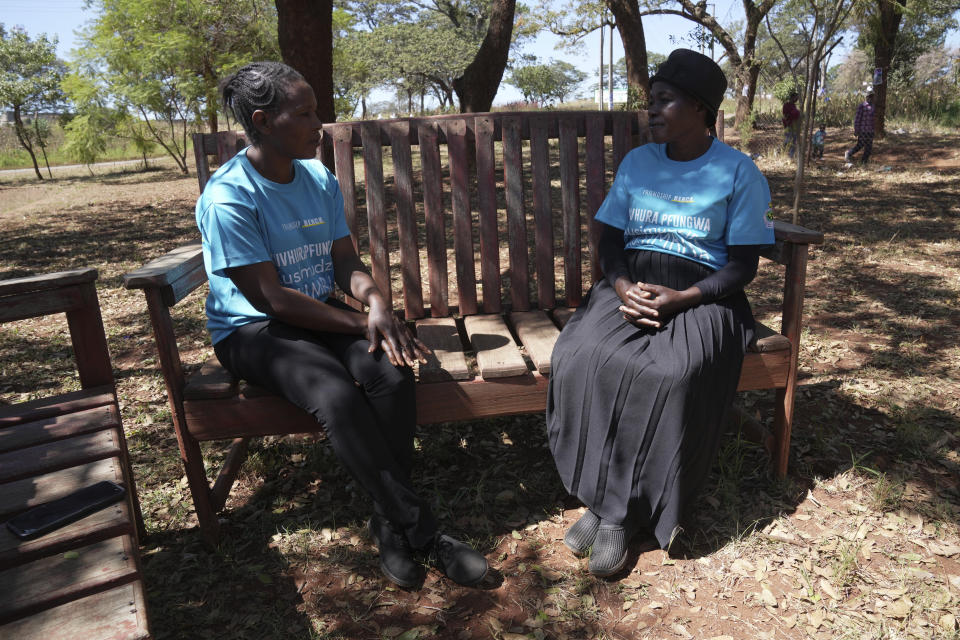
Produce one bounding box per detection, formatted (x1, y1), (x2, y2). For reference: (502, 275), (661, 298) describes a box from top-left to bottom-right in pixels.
(616, 280), (698, 329)
(366, 302), (430, 367)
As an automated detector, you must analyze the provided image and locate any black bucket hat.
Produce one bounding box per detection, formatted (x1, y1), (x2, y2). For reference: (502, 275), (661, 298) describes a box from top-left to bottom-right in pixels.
(649, 49), (727, 121)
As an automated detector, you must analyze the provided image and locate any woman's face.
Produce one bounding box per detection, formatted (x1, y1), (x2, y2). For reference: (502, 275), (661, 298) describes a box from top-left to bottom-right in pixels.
(258, 80), (323, 159)
(648, 81), (705, 145)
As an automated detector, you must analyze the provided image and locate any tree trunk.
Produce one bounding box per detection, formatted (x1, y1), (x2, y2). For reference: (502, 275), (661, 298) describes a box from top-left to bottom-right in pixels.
(12, 106), (42, 181)
(33, 116), (53, 178)
(453, 0), (516, 113)
(871, 0), (906, 138)
(206, 87), (219, 133)
(732, 0), (770, 129)
(606, 0), (649, 107)
(275, 0), (337, 123)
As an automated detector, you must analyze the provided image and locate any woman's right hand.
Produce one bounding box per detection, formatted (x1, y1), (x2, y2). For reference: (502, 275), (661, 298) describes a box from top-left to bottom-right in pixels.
(365, 298), (430, 367)
(615, 277), (658, 328)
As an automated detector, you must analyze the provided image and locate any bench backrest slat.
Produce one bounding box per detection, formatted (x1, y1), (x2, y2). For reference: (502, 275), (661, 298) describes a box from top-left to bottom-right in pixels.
(529, 117), (555, 310)
(418, 121), (449, 317)
(475, 115), (502, 314)
(503, 116), (530, 312)
(445, 119), (478, 316)
(187, 112), (672, 318)
(331, 125), (359, 252)
(585, 114), (606, 285)
(612, 112), (632, 170)
(387, 121), (425, 319)
(558, 119), (582, 307)
(361, 122), (392, 310)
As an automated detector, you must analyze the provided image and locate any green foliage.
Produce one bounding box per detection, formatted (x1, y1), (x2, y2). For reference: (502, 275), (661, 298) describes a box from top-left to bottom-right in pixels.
(736, 109), (757, 148)
(337, 0), (535, 114)
(75, 0), (278, 172)
(773, 76), (804, 103)
(506, 59), (586, 105)
(63, 113), (108, 167)
(0, 25), (66, 178)
(855, 0), (958, 85)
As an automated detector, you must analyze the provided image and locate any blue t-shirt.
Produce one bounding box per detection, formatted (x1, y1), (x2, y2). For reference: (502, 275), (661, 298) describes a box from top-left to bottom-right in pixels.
(595, 139), (775, 271)
(195, 149), (351, 344)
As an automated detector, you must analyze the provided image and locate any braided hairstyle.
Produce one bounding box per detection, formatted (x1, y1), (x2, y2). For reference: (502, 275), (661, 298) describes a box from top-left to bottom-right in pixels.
(220, 62), (306, 145)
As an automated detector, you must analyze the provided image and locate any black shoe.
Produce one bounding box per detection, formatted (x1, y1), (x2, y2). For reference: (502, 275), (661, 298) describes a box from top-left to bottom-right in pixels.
(588, 523), (628, 577)
(368, 516), (424, 588)
(427, 534), (489, 586)
(563, 509), (600, 556)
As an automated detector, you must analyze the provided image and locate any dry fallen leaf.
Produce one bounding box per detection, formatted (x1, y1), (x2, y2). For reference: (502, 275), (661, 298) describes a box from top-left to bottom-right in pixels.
(761, 588), (778, 607)
(929, 542), (960, 557)
(940, 613), (958, 631)
(883, 597), (912, 619)
(732, 558), (755, 576)
(808, 609), (825, 628)
(819, 578), (841, 601)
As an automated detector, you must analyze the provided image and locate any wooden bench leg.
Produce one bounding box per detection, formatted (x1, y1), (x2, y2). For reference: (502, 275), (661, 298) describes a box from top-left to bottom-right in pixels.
(210, 437), (250, 513)
(773, 388), (793, 478)
(174, 429), (221, 545)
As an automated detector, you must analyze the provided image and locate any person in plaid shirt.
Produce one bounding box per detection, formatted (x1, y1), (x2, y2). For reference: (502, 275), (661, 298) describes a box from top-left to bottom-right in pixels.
(845, 92), (875, 164)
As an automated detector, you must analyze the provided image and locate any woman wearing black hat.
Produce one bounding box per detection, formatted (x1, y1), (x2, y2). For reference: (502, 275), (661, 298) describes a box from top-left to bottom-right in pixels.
(546, 49), (776, 576)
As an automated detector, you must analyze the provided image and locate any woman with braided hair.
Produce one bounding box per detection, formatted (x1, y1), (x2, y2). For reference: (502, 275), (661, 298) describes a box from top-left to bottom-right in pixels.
(196, 61), (489, 588)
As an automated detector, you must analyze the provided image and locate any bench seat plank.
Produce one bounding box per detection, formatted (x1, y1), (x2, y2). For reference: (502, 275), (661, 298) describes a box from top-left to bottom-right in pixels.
(0, 581), (150, 640)
(0, 405), (121, 454)
(510, 310), (561, 375)
(0, 387), (115, 428)
(415, 318), (471, 382)
(0, 500), (133, 569)
(551, 307), (575, 327)
(464, 314), (529, 379)
(416, 373), (549, 424)
(0, 430), (121, 484)
(183, 360), (239, 400)
(0, 537), (139, 624)
(0, 458), (123, 520)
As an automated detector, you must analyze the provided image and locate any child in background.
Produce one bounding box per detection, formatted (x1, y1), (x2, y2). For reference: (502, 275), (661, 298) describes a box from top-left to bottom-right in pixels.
(811, 124), (825, 159)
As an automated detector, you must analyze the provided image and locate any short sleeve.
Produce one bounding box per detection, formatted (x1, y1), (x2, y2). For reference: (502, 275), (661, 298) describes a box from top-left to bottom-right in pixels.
(199, 202), (271, 277)
(328, 176), (351, 241)
(724, 164), (775, 246)
(594, 154), (633, 230)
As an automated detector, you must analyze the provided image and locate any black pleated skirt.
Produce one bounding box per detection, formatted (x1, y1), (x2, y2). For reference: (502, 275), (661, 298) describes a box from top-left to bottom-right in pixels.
(546, 250), (755, 548)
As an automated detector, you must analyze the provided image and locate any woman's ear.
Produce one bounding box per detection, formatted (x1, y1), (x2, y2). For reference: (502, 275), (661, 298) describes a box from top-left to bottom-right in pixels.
(251, 109), (270, 136)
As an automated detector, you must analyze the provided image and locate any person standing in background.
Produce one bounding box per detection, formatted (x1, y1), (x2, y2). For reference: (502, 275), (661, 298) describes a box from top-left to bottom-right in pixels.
(781, 92), (801, 159)
(845, 92), (875, 165)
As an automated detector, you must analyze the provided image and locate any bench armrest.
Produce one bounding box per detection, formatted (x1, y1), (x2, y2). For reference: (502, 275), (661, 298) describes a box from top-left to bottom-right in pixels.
(0, 268), (98, 297)
(123, 243), (203, 290)
(123, 243), (206, 307)
(773, 220), (823, 245)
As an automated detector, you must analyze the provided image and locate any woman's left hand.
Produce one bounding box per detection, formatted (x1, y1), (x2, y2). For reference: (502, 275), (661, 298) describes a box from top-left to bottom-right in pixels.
(619, 282), (701, 329)
(366, 301), (431, 367)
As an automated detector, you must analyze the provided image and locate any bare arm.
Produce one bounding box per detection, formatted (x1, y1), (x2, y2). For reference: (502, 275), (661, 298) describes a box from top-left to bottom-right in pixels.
(225, 236), (428, 366)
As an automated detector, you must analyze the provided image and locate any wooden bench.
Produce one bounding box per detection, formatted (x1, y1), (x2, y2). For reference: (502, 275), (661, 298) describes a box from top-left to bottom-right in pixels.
(125, 111), (822, 545)
(0, 269), (151, 639)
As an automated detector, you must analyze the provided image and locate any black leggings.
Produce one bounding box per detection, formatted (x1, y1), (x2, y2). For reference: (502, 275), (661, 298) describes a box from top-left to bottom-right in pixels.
(214, 305), (437, 549)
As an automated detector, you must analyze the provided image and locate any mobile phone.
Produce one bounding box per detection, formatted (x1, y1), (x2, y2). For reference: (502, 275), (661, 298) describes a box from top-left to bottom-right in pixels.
(5, 481), (126, 539)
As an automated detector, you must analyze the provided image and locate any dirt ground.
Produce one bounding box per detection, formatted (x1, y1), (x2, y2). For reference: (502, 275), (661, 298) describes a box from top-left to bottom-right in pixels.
(1, 125), (959, 640)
